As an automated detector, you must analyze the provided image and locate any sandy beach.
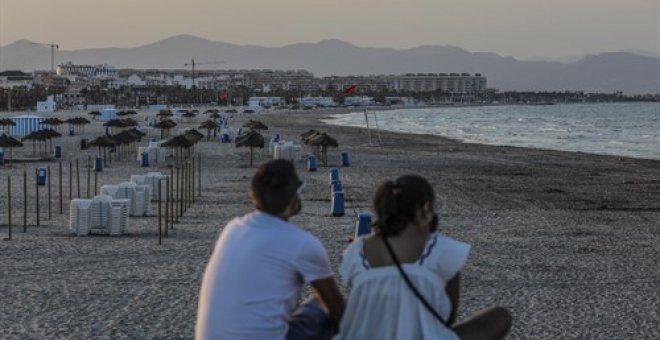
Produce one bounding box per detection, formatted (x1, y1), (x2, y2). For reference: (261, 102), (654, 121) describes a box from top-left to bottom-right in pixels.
(0, 108), (658, 339)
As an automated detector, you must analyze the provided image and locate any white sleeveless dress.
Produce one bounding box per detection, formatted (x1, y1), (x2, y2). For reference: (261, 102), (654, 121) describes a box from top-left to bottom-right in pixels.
(334, 233), (470, 340)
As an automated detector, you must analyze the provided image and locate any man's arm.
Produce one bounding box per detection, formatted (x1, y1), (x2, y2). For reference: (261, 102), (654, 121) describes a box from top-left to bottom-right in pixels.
(311, 277), (345, 330)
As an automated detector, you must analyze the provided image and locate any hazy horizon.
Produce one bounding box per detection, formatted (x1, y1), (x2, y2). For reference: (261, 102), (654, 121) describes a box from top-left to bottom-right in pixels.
(1, 0), (658, 60)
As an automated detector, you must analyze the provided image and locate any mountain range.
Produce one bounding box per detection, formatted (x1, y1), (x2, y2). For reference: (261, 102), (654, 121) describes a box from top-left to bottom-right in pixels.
(1, 35), (658, 94)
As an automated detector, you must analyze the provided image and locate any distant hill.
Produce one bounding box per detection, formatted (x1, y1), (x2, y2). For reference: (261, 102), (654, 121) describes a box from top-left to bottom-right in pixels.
(1, 35), (658, 94)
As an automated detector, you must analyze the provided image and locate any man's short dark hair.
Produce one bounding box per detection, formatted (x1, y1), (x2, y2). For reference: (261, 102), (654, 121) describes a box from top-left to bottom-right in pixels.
(250, 159), (300, 215)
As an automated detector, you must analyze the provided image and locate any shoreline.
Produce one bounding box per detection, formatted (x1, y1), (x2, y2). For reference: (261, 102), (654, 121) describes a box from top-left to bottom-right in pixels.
(320, 103), (660, 162)
(0, 108), (658, 339)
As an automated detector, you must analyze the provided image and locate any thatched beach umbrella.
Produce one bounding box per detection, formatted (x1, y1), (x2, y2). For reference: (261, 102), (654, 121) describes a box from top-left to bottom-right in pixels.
(161, 134), (194, 163)
(242, 119), (268, 131)
(0, 134), (23, 164)
(306, 132), (338, 165)
(182, 110), (197, 123)
(103, 119), (129, 134)
(301, 129), (321, 142)
(66, 117), (91, 134)
(199, 120), (218, 140)
(22, 130), (48, 156)
(154, 119), (177, 139)
(235, 129), (265, 167)
(157, 109), (173, 121)
(183, 129), (204, 143)
(125, 127), (146, 139)
(40, 128), (62, 153)
(111, 129), (143, 161)
(0, 118), (16, 128)
(88, 135), (117, 165)
(181, 129), (203, 154)
(87, 110), (101, 120)
(40, 117), (65, 132)
(121, 118), (138, 127)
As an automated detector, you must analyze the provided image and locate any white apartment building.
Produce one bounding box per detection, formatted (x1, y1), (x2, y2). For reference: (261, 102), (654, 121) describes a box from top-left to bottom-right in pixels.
(389, 73), (487, 94)
(57, 61), (119, 79)
(0, 70), (33, 89)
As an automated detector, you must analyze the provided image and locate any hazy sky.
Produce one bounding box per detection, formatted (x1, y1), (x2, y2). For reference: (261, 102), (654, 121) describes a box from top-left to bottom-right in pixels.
(1, 0), (658, 59)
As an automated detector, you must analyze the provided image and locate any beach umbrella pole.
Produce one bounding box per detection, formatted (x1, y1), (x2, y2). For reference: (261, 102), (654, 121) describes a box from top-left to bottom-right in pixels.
(23, 170), (27, 232)
(6, 176), (11, 241)
(47, 165), (51, 220)
(198, 154), (201, 197)
(35, 168), (40, 226)
(59, 162), (63, 214)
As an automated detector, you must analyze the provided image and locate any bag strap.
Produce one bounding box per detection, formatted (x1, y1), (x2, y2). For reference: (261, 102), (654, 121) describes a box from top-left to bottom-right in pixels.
(382, 236), (450, 327)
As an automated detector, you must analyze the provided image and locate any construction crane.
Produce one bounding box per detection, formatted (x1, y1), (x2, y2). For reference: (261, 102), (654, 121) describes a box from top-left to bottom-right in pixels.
(30, 42), (59, 74)
(184, 58), (226, 88)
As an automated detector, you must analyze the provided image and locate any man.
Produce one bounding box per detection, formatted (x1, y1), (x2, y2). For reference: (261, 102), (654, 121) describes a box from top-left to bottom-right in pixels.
(196, 159), (344, 340)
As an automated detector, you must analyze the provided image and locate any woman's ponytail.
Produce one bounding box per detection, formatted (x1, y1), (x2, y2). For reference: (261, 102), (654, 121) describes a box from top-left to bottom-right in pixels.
(373, 175), (435, 237)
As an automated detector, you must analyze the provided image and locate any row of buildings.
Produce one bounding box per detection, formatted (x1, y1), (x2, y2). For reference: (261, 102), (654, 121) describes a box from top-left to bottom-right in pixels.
(3, 62), (487, 94)
(1, 63), (487, 109)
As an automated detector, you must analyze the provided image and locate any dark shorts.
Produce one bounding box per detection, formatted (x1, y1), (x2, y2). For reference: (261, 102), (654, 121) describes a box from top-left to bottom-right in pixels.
(287, 298), (332, 340)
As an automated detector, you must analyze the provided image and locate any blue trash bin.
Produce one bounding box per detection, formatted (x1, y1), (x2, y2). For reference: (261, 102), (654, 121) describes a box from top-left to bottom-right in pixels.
(0, 150), (4, 166)
(37, 167), (47, 186)
(329, 168), (339, 184)
(54, 145), (62, 159)
(95, 156), (103, 172)
(341, 151), (350, 167)
(307, 155), (317, 172)
(331, 180), (342, 193)
(141, 152), (149, 167)
(355, 212), (372, 238)
(331, 191), (345, 217)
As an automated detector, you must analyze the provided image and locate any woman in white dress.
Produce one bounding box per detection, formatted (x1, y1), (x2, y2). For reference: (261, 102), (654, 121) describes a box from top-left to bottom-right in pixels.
(335, 175), (511, 340)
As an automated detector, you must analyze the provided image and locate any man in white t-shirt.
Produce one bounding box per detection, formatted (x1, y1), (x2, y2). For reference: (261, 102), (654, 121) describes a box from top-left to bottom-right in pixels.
(196, 159), (345, 340)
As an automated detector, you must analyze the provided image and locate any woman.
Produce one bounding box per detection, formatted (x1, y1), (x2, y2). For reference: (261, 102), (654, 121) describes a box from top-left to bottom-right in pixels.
(335, 175), (511, 340)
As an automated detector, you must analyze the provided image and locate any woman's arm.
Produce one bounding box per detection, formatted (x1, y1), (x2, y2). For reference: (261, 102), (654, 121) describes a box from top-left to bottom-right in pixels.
(311, 277), (345, 331)
(446, 273), (460, 326)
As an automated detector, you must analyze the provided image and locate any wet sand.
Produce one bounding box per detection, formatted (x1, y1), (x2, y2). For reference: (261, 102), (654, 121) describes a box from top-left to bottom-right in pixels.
(0, 108), (658, 339)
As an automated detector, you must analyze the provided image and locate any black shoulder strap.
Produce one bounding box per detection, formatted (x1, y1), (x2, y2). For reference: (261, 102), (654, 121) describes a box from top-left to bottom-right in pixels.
(382, 236), (450, 327)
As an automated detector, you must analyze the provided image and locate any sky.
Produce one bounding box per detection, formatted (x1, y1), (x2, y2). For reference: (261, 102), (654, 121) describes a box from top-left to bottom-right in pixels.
(0, 0), (658, 59)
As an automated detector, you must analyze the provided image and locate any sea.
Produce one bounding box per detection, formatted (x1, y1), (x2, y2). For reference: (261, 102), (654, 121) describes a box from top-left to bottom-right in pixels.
(323, 103), (660, 161)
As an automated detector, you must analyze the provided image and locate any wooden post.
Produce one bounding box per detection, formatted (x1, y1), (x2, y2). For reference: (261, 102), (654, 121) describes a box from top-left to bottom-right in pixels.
(158, 179), (162, 245)
(182, 162), (187, 213)
(6, 176), (11, 241)
(47, 165), (51, 220)
(180, 164), (184, 216)
(175, 165), (180, 221)
(23, 170), (27, 232)
(86, 156), (91, 198)
(191, 158), (195, 204)
(198, 154), (201, 197)
(76, 159), (80, 198)
(170, 166), (175, 228)
(188, 161), (192, 208)
(69, 161), (72, 203)
(165, 177), (169, 237)
(59, 162), (63, 214)
(35, 168), (40, 226)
